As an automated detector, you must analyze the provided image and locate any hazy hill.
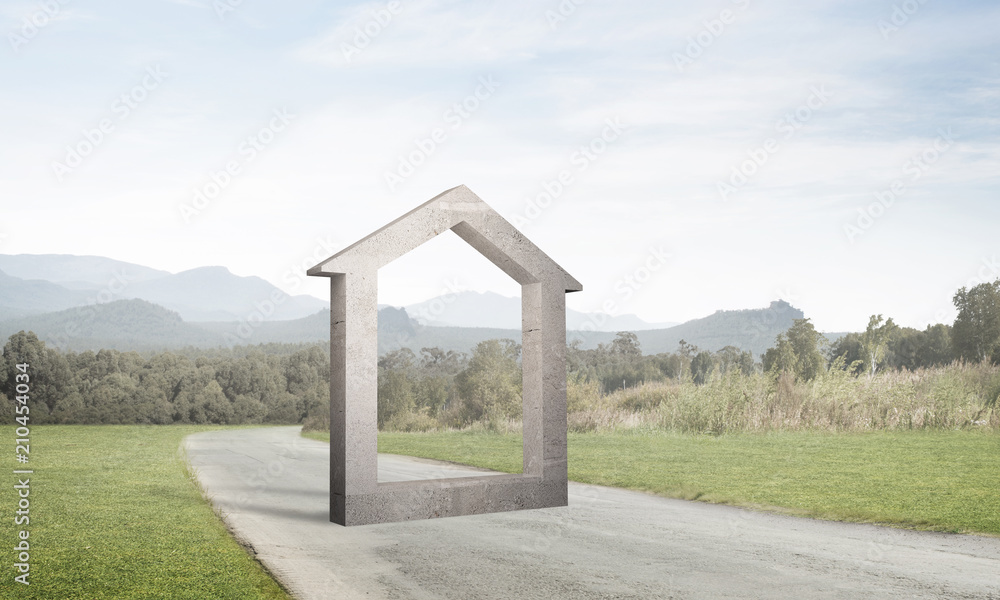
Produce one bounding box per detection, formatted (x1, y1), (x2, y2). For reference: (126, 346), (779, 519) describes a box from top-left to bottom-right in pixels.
(379, 300), (816, 358)
(0, 254), (326, 322)
(0, 298), (223, 352)
(118, 266), (326, 321)
(0, 264), (839, 358)
(194, 309), (328, 348)
(0, 268), (91, 316)
(403, 290), (677, 331)
(635, 300), (807, 358)
(193, 307), (416, 350)
(554, 300), (815, 358)
(195, 305), (509, 355)
(0, 253), (170, 290)
(0, 297), (514, 355)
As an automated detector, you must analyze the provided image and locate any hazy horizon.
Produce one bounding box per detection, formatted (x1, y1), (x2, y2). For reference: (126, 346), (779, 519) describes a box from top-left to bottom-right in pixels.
(0, 251), (840, 333)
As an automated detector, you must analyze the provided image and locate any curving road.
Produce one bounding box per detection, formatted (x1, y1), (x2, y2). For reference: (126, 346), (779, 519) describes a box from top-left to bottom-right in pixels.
(183, 427), (1000, 600)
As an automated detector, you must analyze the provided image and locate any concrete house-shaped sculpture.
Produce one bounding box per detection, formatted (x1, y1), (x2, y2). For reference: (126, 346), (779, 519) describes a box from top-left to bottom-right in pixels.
(308, 185), (582, 526)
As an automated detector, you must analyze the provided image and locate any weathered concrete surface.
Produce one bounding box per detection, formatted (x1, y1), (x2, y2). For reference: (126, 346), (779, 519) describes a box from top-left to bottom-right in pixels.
(307, 185), (581, 525)
(184, 427), (1000, 600)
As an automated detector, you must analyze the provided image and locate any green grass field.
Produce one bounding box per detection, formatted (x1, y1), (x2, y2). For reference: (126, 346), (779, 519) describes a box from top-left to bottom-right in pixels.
(303, 429), (1000, 536)
(5, 426), (993, 600)
(0, 426), (291, 600)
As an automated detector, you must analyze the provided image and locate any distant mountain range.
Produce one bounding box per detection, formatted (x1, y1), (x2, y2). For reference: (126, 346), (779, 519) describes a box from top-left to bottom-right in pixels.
(0, 296), (840, 359)
(392, 299), (847, 358)
(0, 254), (671, 331)
(402, 290), (678, 332)
(0, 299), (221, 351)
(0, 254), (326, 322)
(0, 267), (92, 317)
(0, 254), (171, 288)
(0, 254), (850, 357)
(636, 300), (811, 356)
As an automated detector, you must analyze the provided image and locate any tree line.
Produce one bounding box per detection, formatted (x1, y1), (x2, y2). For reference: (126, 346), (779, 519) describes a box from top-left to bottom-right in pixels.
(3, 278), (998, 428)
(0, 332), (329, 426)
(762, 278), (1000, 382)
(0, 330), (525, 430)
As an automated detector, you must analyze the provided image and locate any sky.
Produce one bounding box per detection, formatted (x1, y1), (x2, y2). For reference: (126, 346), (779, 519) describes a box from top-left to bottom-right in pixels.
(1, 0), (998, 333)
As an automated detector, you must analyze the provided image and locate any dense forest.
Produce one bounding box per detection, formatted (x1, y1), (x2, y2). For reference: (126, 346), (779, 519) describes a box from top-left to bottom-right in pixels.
(0, 333), (329, 426)
(2, 279), (998, 431)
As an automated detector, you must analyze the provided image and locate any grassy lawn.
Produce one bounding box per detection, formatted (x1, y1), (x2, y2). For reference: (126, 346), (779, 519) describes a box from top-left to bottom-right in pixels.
(303, 429), (1000, 536)
(0, 425), (292, 600)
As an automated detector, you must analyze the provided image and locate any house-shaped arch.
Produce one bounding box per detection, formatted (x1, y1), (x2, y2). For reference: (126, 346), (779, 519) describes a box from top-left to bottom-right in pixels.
(308, 185), (582, 525)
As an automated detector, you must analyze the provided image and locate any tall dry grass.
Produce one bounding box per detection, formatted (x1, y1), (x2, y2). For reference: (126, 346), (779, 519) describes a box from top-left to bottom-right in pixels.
(567, 362), (1000, 434)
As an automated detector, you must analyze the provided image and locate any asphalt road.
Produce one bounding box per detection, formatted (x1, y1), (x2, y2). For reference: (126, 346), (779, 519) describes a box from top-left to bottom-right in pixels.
(183, 427), (1000, 600)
